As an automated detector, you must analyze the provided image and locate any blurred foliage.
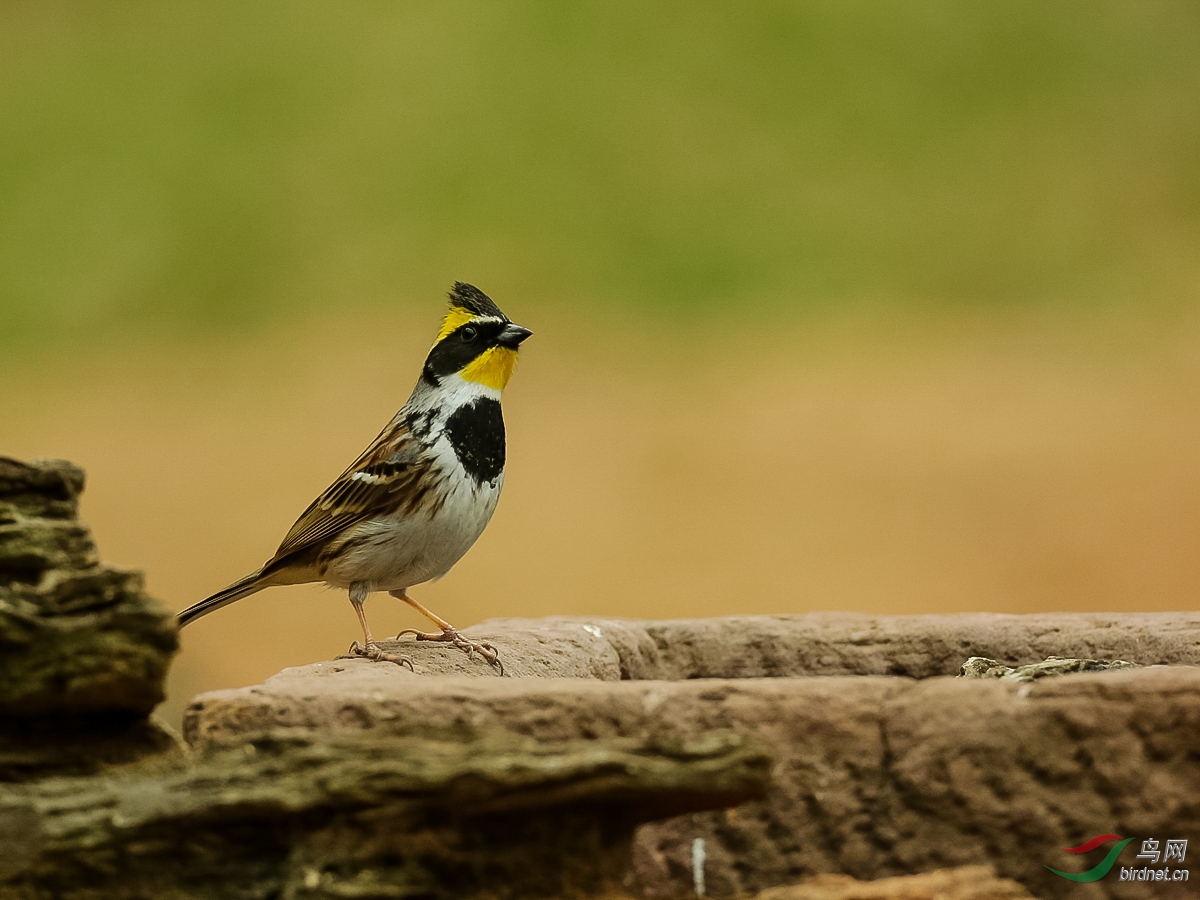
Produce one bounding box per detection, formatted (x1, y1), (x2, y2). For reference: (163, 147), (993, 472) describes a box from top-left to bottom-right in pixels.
(0, 1), (1198, 345)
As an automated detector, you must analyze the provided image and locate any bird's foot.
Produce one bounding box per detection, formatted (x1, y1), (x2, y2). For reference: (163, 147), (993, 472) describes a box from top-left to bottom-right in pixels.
(342, 640), (415, 671)
(394, 627), (504, 675)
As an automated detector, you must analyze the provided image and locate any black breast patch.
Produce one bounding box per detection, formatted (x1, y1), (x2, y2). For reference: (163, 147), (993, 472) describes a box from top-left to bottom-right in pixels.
(443, 398), (505, 485)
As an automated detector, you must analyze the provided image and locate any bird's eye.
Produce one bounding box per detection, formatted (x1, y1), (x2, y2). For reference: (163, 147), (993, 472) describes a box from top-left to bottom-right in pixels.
(460, 326), (478, 342)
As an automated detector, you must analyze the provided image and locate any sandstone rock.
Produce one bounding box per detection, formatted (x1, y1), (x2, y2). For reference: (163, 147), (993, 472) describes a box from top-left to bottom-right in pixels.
(0, 728), (769, 900)
(0, 457), (178, 778)
(754, 865), (1036, 899)
(186, 663), (1200, 900)
(960, 656), (1139, 681)
(344, 612), (1200, 681)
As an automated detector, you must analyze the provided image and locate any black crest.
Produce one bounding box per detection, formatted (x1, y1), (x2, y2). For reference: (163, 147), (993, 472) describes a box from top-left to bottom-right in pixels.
(449, 282), (507, 320)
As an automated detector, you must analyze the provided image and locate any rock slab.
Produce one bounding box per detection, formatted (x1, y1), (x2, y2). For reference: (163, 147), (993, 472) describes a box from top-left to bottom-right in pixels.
(187, 662), (1200, 900)
(0, 728), (769, 900)
(754, 865), (1036, 900)
(319, 612), (1200, 681)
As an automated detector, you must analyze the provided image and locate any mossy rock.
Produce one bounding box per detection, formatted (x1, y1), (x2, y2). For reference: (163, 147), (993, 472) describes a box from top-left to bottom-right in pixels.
(0, 457), (177, 721)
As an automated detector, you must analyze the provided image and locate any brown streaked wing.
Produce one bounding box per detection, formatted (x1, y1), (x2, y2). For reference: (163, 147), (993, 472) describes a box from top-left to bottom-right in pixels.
(268, 421), (426, 562)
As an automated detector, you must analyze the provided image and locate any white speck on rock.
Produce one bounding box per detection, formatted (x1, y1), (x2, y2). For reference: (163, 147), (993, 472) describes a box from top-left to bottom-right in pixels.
(582, 625), (603, 638)
(692, 837), (706, 897)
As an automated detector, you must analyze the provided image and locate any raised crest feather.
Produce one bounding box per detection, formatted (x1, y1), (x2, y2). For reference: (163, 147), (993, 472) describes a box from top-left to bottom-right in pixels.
(449, 282), (506, 320)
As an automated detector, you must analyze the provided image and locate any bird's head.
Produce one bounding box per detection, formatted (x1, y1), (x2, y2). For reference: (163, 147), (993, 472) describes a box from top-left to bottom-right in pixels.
(422, 282), (532, 391)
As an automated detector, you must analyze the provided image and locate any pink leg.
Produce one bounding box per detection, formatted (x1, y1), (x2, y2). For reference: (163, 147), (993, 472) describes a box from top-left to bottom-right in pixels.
(390, 590), (503, 674)
(343, 582), (413, 670)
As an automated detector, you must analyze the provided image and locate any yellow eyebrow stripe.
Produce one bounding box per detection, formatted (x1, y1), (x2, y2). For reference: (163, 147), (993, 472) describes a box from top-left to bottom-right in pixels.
(436, 306), (478, 343)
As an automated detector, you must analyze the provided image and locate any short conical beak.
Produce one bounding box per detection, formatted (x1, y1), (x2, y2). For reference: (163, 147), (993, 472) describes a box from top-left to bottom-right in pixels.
(497, 323), (533, 348)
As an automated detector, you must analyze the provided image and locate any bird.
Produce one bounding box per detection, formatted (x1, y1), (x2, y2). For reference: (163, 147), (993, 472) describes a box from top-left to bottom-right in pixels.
(176, 282), (532, 671)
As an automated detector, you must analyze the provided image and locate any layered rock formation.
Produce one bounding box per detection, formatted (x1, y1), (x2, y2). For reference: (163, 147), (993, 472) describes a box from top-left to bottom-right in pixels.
(7, 455), (1200, 899)
(187, 658), (1200, 900)
(0, 457), (179, 779)
(0, 728), (769, 899)
(0, 457), (772, 900)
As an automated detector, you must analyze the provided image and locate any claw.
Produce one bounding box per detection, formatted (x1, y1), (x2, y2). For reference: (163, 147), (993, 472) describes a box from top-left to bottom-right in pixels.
(340, 640), (414, 671)
(393, 627), (504, 675)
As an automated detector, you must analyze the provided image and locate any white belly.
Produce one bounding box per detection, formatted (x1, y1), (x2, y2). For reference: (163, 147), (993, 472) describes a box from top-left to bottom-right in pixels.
(322, 465), (504, 592)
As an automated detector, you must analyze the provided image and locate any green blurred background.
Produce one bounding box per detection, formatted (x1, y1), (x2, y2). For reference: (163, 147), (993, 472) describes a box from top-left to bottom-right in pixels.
(3, 1), (1197, 340)
(2, 2), (1199, 725)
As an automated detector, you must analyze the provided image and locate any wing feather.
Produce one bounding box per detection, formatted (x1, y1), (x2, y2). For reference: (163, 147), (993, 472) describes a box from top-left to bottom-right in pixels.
(269, 419), (427, 563)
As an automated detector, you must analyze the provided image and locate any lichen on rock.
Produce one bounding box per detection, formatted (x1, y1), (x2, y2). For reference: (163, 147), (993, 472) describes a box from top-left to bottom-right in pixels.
(959, 655), (1140, 681)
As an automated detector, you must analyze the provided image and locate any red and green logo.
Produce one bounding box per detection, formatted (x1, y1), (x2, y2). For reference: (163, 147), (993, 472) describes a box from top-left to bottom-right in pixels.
(1046, 834), (1135, 882)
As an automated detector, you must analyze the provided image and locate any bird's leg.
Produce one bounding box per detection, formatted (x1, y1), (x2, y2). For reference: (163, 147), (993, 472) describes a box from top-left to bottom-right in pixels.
(344, 582), (413, 669)
(390, 590), (503, 673)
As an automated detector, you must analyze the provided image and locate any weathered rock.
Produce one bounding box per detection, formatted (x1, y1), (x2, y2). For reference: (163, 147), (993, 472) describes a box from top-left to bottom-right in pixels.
(186, 663), (1200, 900)
(341, 612), (1200, 681)
(0, 457), (178, 778)
(10, 455), (1199, 899)
(0, 457), (86, 521)
(753, 866), (1036, 899)
(0, 457), (775, 899)
(0, 715), (182, 783)
(0, 728), (769, 900)
(960, 656), (1139, 681)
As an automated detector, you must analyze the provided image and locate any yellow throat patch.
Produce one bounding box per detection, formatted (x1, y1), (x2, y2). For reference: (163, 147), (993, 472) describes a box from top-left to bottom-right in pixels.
(461, 345), (518, 391)
(435, 306), (520, 390)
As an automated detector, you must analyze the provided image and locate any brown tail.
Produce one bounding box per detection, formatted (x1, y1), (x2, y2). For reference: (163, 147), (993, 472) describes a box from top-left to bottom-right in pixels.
(177, 569), (271, 628)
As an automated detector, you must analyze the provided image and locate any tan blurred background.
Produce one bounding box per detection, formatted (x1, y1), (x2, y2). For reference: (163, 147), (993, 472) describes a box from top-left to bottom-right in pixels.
(1, 3), (1198, 727)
